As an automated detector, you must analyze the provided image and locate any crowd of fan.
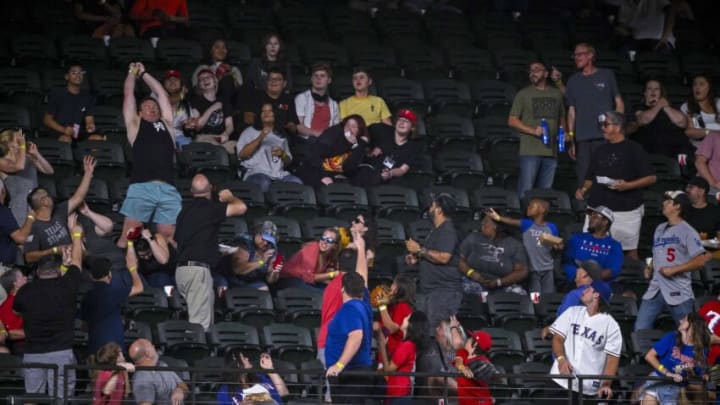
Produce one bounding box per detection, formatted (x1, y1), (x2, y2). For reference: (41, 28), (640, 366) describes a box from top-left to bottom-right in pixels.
(2, 0), (720, 404)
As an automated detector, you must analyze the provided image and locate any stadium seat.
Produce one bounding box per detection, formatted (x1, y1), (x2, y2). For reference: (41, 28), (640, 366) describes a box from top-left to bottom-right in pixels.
(179, 142), (233, 184)
(316, 183), (370, 221)
(446, 48), (496, 81)
(630, 329), (665, 363)
(376, 77), (426, 113)
(423, 79), (473, 117)
(253, 216), (302, 258)
(456, 294), (489, 331)
(485, 137), (520, 185)
(218, 217), (248, 242)
(10, 34), (58, 67)
(534, 292), (565, 324)
(469, 79), (515, 117)
(90, 69), (125, 107)
(207, 322), (263, 357)
(300, 42), (350, 69)
(474, 116), (515, 152)
(487, 292), (537, 333)
(301, 217), (347, 241)
(59, 36), (108, 67)
(156, 39), (203, 69)
(0, 354), (30, 399)
(368, 185), (421, 223)
(427, 113), (476, 151)
(433, 150), (487, 191)
(218, 180), (267, 223)
(375, 218), (408, 260)
(124, 321), (153, 350)
(523, 328), (553, 364)
(275, 288), (323, 328)
(125, 288), (173, 329)
(262, 323), (316, 366)
(471, 187), (521, 217)
(224, 287), (275, 327)
(57, 177), (111, 214)
(267, 182), (319, 222)
(108, 38), (156, 67)
(159, 356), (191, 380)
(405, 219), (434, 242)
(511, 362), (552, 398)
(419, 185), (473, 222)
(74, 141), (126, 181)
(0, 104), (31, 131)
(33, 138), (75, 178)
(483, 327), (526, 372)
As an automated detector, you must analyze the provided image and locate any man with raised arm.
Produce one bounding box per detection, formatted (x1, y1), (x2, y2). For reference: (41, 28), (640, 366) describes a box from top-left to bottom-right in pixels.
(117, 62), (181, 248)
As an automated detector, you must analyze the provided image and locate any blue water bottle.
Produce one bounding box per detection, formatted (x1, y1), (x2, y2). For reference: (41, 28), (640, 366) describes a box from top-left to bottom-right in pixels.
(558, 125), (566, 152)
(541, 118), (549, 146)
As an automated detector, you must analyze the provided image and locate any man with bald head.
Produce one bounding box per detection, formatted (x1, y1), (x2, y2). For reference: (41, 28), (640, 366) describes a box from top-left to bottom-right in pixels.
(174, 174), (247, 329)
(129, 338), (187, 405)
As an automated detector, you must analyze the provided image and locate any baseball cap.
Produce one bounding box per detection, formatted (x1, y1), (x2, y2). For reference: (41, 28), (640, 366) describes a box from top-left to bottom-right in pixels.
(258, 220), (278, 246)
(664, 190), (692, 214)
(687, 176), (709, 192)
(469, 330), (493, 353)
(587, 205), (614, 224)
(574, 259), (604, 281)
(87, 256), (112, 280)
(397, 109), (417, 124)
(590, 280), (612, 305)
(431, 192), (457, 216)
(196, 68), (215, 81)
(163, 69), (181, 80)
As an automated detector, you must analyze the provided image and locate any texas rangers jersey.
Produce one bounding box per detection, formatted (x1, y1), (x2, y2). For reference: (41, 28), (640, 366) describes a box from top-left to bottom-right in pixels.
(698, 300), (720, 365)
(644, 221), (705, 306)
(550, 306), (623, 396)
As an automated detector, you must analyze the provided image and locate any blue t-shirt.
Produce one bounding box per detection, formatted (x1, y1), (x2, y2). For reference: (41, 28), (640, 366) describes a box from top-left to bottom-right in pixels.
(325, 292), (372, 369)
(216, 374), (282, 405)
(520, 219), (559, 272)
(563, 233), (623, 282)
(80, 271), (131, 353)
(0, 205), (19, 265)
(652, 331), (706, 381)
(556, 285), (588, 317)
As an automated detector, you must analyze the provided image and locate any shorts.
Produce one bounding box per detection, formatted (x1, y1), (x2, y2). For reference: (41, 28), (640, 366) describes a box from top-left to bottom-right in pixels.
(636, 380), (680, 404)
(584, 204), (643, 250)
(120, 181), (182, 224)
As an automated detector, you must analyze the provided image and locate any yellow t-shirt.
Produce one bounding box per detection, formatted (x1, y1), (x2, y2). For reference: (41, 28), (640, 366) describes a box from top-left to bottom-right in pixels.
(339, 95), (391, 126)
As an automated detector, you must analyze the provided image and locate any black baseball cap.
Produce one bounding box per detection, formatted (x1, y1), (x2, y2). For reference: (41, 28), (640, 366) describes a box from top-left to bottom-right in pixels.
(687, 176), (710, 192)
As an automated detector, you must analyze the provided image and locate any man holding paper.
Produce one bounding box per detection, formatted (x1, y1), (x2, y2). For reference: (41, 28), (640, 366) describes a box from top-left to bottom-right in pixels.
(575, 110), (656, 260)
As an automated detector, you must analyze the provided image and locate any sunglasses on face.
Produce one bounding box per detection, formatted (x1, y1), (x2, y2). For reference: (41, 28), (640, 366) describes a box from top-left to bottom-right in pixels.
(320, 236), (336, 244)
(352, 218), (365, 225)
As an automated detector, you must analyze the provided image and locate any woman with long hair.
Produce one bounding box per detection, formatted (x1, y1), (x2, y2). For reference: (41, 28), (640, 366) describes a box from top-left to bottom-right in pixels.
(0, 129), (53, 225)
(278, 227), (341, 291)
(191, 38), (243, 99)
(681, 73), (720, 147)
(377, 311), (429, 404)
(89, 342), (134, 405)
(376, 274), (416, 364)
(246, 32), (292, 91)
(217, 351), (288, 405)
(637, 312), (710, 404)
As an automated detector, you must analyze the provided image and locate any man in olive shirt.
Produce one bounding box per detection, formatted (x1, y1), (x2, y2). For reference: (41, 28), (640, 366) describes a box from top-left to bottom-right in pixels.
(509, 60), (566, 199)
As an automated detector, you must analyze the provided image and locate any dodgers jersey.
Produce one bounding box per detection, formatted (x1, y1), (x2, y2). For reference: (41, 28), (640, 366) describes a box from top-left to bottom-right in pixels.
(644, 221), (705, 306)
(550, 306), (622, 396)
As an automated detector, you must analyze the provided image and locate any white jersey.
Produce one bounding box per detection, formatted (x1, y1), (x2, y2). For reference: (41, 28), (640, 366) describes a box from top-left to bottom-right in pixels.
(550, 306), (622, 396)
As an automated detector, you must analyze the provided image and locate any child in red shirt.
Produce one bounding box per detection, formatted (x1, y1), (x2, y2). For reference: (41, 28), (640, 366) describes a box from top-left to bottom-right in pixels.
(454, 331), (495, 405)
(376, 274), (415, 364)
(90, 342), (135, 405)
(377, 311), (429, 404)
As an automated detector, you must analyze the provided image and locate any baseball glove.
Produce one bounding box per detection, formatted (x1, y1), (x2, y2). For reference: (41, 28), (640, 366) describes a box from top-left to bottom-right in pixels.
(468, 359), (497, 382)
(370, 284), (392, 308)
(710, 364), (720, 384)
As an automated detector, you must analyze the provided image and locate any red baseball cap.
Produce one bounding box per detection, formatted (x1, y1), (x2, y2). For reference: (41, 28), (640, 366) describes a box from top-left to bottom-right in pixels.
(196, 68), (215, 81)
(470, 330), (492, 352)
(163, 69), (181, 80)
(397, 109), (417, 124)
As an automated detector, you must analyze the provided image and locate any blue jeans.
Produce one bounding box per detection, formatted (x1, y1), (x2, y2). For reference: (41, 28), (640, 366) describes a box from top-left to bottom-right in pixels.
(517, 155), (557, 199)
(245, 173), (303, 193)
(141, 272), (174, 289)
(634, 292), (694, 331)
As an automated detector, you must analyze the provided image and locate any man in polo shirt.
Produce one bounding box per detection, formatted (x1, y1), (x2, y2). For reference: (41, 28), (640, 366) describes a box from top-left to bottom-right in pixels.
(174, 174), (247, 330)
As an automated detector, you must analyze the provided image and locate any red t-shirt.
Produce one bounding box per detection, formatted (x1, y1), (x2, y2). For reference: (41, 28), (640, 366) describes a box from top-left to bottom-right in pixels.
(698, 300), (720, 364)
(310, 102), (331, 133)
(130, 0), (189, 36)
(92, 370), (126, 405)
(318, 273), (344, 349)
(0, 294), (23, 331)
(455, 349), (493, 405)
(378, 302), (413, 363)
(386, 340), (416, 397)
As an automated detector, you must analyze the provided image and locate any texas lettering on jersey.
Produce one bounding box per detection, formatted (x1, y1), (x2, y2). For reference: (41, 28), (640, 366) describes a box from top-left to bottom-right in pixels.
(570, 323), (606, 346)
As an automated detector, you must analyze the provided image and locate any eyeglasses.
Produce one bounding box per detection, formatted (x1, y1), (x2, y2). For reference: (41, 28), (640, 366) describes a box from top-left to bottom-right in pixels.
(268, 77), (284, 83)
(320, 236), (336, 244)
(573, 51), (590, 58)
(352, 218), (365, 225)
(68, 70), (86, 76)
(601, 122), (618, 128)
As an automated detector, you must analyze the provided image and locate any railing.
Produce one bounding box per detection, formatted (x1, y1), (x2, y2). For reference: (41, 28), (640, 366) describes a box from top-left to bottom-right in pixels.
(0, 363), (712, 404)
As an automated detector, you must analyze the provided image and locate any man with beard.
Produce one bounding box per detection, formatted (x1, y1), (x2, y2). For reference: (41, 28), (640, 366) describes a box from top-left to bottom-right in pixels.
(43, 63), (97, 143)
(563, 205), (624, 284)
(351, 109), (421, 187)
(508, 60), (566, 198)
(405, 193), (461, 331)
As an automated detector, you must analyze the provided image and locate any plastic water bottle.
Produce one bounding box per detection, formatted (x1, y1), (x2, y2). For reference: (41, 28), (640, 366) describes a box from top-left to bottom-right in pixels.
(558, 125), (566, 152)
(541, 118), (549, 146)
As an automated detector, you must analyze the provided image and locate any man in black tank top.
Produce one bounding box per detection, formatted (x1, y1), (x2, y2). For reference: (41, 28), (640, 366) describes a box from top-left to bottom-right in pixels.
(117, 62), (182, 249)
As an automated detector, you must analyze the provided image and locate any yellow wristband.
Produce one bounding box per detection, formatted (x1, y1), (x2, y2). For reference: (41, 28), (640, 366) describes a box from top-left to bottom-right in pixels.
(52, 246), (58, 254)
(18, 145), (26, 150)
(466, 269), (475, 277)
(26, 215), (35, 221)
(60, 264), (69, 274)
(129, 266), (137, 273)
(557, 355), (566, 362)
(127, 241), (134, 247)
(658, 365), (666, 373)
(335, 361), (344, 370)
(378, 305), (387, 312)
(72, 232), (83, 239)
(0, 330), (7, 336)
(258, 259), (265, 266)
(329, 271), (336, 279)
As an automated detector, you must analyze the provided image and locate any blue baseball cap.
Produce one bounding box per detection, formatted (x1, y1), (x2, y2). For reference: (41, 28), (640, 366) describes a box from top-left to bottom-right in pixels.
(590, 280), (612, 304)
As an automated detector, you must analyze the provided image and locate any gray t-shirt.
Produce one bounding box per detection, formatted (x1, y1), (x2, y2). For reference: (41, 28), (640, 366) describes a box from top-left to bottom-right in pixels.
(235, 127), (292, 180)
(5, 159), (38, 225)
(25, 201), (70, 253)
(565, 68), (621, 142)
(521, 219), (559, 272)
(459, 232), (528, 279)
(644, 221), (705, 305)
(418, 220), (461, 293)
(132, 366), (183, 405)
